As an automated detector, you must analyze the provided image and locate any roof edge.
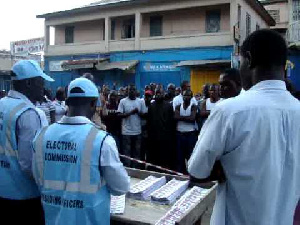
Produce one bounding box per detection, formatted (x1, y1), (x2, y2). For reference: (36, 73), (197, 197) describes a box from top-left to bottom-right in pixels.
(249, 0), (276, 26)
(37, 0), (141, 19)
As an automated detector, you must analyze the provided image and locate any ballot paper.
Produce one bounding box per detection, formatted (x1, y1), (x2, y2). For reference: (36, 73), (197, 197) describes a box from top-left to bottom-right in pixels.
(128, 176), (167, 200)
(150, 179), (189, 205)
(155, 186), (210, 225)
(110, 195), (126, 215)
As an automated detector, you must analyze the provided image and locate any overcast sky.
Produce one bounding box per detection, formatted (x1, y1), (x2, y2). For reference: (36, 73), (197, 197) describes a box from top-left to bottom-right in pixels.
(0, 0), (94, 50)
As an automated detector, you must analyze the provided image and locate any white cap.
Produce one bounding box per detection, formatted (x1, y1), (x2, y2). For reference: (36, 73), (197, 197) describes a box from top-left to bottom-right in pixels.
(67, 78), (99, 98)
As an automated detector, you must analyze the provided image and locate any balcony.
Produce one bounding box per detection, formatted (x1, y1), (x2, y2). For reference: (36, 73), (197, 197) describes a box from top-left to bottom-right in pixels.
(47, 41), (105, 56)
(140, 32), (232, 50)
(46, 32), (232, 56)
(287, 21), (300, 46)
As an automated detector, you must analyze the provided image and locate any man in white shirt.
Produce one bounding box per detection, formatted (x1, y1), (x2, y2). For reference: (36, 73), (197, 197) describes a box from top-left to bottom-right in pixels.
(173, 81), (197, 110)
(219, 68), (241, 99)
(118, 84), (147, 168)
(188, 29), (300, 225)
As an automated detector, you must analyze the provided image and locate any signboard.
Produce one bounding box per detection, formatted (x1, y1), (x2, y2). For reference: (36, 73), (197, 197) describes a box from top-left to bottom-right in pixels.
(141, 62), (180, 72)
(49, 61), (67, 72)
(10, 37), (44, 56)
(62, 63), (94, 70)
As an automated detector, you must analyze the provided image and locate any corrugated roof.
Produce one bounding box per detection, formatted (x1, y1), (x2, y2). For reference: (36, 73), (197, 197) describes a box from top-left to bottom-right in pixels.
(96, 60), (139, 71)
(37, 0), (137, 18)
(88, 0), (133, 7)
(37, 0), (275, 26)
(177, 60), (231, 67)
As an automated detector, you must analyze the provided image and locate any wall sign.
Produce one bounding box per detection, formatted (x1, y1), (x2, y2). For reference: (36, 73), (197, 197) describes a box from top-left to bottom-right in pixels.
(141, 62), (180, 72)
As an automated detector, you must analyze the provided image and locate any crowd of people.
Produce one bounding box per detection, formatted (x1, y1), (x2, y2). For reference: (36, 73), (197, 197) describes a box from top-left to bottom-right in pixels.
(32, 68), (241, 175)
(0, 29), (299, 225)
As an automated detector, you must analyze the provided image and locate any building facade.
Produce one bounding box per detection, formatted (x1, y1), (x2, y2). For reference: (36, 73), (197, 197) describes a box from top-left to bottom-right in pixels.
(38, 0), (274, 94)
(261, 0), (289, 35)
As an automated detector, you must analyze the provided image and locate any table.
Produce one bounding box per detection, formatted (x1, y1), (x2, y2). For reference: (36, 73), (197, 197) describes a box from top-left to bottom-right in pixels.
(111, 168), (217, 225)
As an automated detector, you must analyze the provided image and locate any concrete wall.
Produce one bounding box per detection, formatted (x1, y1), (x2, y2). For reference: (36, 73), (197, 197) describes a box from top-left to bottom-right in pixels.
(141, 5), (230, 37)
(264, 2), (289, 29)
(55, 20), (105, 45)
(235, 0), (269, 43)
(54, 5), (230, 43)
(0, 58), (12, 71)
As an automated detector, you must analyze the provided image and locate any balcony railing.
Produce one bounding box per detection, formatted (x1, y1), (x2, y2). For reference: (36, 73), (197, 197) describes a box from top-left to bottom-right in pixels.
(287, 21), (300, 45)
(46, 32), (232, 56)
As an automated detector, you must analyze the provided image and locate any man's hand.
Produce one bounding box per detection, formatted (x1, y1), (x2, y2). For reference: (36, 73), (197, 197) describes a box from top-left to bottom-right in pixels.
(189, 161), (226, 184)
(130, 108), (139, 115)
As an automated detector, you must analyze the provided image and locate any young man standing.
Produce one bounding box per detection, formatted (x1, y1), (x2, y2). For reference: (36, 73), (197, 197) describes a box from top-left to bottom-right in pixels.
(147, 88), (175, 170)
(200, 84), (220, 121)
(175, 90), (197, 174)
(188, 29), (300, 225)
(118, 84), (147, 168)
(173, 81), (197, 110)
(219, 68), (242, 99)
(32, 78), (130, 225)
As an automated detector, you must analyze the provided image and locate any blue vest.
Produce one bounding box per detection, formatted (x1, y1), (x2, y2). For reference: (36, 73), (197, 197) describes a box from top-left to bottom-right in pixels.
(33, 122), (110, 225)
(0, 96), (40, 199)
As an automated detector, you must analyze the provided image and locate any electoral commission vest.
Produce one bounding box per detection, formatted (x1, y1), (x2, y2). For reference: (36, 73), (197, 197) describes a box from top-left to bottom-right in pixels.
(0, 96), (40, 200)
(33, 122), (110, 225)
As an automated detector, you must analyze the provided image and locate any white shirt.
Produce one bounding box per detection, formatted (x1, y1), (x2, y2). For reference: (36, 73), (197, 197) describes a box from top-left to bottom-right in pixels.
(177, 103), (195, 132)
(36, 100), (55, 124)
(35, 107), (49, 127)
(7, 90), (42, 175)
(206, 98), (218, 111)
(53, 100), (66, 122)
(173, 94), (197, 110)
(117, 97), (147, 135)
(188, 80), (300, 225)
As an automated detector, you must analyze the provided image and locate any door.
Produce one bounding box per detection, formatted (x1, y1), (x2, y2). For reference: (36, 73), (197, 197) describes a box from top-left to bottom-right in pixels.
(191, 69), (220, 94)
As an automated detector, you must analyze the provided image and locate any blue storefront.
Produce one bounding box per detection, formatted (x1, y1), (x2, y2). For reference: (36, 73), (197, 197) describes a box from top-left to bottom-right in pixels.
(288, 50), (300, 91)
(44, 46), (233, 94)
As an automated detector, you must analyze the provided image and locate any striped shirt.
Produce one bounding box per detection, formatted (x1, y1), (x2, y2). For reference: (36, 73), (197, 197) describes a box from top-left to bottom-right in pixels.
(36, 100), (55, 124)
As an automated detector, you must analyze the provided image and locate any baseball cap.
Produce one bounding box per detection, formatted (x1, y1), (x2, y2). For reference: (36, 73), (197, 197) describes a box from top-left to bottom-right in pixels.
(145, 90), (153, 96)
(68, 78), (99, 98)
(12, 60), (54, 82)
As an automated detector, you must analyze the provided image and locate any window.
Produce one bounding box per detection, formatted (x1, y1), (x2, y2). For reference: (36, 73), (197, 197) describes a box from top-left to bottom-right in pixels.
(256, 23), (260, 31)
(268, 10), (280, 23)
(292, 0), (300, 21)
(246, 13), (251, 37)
(111, 20), (116, 40)
(65, 26), (74, 44)
(103, 20), (105, 41)
(206, 10), (221, 33)
(150, 16), (162, 37)
(122, 18), (135, 39)
(238, 5), (241, 28)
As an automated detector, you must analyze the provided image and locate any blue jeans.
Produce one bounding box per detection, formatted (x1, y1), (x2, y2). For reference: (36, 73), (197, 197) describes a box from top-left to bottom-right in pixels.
(176, 131), (197, 174)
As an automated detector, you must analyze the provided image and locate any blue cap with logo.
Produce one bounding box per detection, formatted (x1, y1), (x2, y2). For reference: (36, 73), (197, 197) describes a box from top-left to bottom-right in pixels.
(12, 60), (54, 82)
(68, 78), (99, 98)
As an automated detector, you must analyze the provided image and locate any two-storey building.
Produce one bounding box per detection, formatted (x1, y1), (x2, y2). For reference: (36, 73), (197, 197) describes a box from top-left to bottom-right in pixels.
(261, 0), (289, 36)
(38, 0), (274, 94)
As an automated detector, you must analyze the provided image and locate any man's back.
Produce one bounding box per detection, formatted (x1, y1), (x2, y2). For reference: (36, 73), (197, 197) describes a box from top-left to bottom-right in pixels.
(189, 80), (300, 225)
(219, 80), (300, 224)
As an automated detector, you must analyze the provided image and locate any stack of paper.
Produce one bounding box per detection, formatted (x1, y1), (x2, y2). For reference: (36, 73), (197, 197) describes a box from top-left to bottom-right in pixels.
(150, 179), (189, 205)
(155, 187), (210, 225)
(128, 176), (167, 201)
(110, 194), (126, 215)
